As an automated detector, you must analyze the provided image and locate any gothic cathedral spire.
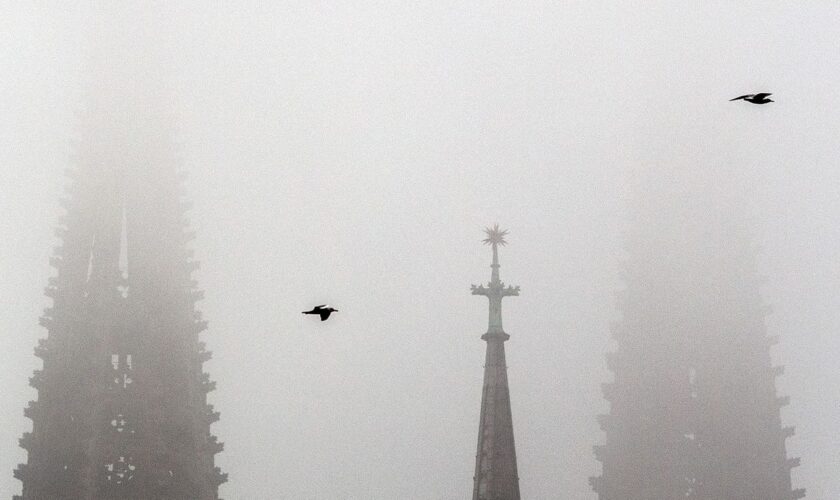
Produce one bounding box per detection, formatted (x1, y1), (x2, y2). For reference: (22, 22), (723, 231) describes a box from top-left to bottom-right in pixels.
(14, 91), (226, 499)
(471, 224), (521, 500)
(590, 178), (804, 500)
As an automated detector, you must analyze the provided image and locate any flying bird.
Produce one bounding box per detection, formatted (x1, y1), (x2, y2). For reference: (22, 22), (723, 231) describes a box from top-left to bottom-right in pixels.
(730, 92), (773, 104)
(302, 304), (338, 321)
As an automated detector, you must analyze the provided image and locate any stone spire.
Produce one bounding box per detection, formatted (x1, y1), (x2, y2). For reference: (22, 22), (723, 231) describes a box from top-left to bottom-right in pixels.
(590, 178), (804, 500)
(14, 91), (225, 499)
(470, 224), (521, 500)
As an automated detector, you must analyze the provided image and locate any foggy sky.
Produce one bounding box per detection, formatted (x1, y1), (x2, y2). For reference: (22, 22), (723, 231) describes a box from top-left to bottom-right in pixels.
(2, 2), (840, 498)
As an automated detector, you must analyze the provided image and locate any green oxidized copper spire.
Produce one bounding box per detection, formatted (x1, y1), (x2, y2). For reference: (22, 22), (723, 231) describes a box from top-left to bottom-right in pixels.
(470, 224), (522, 500)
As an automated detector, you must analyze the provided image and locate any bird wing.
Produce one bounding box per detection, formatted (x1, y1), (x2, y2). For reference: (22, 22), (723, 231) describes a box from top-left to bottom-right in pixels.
(730, 94), (753, 101)
(319, 310), (332, 321)
(314, 304), (326, 309)
(753, 93), (772, 100)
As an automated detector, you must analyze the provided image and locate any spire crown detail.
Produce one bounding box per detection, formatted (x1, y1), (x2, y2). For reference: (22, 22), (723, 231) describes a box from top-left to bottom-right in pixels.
(471, 224), (520, 338)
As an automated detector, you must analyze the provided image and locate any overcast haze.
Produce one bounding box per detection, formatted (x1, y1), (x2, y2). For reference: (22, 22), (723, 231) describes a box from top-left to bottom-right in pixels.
(2, 2), (840, 498)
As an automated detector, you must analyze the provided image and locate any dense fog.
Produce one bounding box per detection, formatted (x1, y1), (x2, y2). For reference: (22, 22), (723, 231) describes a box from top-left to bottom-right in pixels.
(2, 2), (839, 498)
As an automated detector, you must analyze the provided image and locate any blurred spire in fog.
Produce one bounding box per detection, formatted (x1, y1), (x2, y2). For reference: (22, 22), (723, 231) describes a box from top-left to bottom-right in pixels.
(590, 162), (803, 500)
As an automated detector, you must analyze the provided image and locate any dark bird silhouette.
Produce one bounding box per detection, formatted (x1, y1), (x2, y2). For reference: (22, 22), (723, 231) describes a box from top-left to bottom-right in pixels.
(730, 92), (773, 104)
(302, 304), (338, 321)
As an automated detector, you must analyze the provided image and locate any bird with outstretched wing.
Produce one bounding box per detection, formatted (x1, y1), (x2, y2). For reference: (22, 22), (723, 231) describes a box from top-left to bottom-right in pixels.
(730, 92), (773, 104)
(302, 304), (338, 321)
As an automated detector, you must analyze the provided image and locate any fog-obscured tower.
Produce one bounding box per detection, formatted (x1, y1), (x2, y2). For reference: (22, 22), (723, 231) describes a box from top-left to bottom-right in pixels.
(14, 90), (226, 499)
(590, 178), (804, 500)
(470, 225), (521, 500)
